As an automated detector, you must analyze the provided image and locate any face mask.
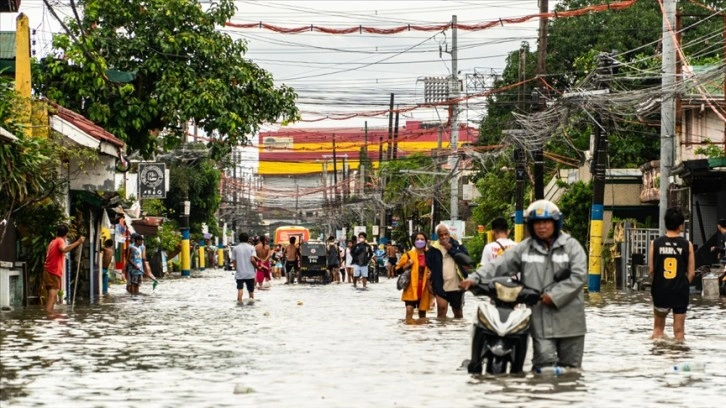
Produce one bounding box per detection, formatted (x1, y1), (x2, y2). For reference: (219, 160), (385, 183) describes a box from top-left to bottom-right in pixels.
(415, 239), (426, 249)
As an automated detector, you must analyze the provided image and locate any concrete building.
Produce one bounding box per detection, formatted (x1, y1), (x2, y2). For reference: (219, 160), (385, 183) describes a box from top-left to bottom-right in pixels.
(256, 121), (480, 230)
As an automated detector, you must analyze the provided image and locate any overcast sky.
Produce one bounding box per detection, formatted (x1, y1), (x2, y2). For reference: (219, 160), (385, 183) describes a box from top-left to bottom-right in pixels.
(1, 0), (545, 129)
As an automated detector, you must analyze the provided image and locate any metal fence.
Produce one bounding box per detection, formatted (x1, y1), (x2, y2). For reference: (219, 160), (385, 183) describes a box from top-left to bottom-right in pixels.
(620, 223), (690, 290)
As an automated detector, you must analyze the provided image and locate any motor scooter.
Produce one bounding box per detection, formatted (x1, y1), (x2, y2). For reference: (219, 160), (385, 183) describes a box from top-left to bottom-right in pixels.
(465, 268), (570, 375)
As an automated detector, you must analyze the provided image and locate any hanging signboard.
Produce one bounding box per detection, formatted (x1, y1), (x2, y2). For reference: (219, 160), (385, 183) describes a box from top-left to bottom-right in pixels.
(138, 163), (166, 199)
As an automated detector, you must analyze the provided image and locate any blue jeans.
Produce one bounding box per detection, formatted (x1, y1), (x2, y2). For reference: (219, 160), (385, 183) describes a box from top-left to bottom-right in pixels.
(102, 268), (109, 295)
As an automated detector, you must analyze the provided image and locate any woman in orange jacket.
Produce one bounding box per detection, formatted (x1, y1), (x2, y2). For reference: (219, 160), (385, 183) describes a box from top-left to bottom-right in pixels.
(397, 231), (433, 322)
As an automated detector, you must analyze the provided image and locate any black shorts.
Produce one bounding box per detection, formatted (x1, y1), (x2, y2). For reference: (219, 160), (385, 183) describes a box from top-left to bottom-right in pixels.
(236, 278), (255, 292)
(388, 257), (397, 265)
(404, 300), (420, 308)
(438, 290), (464, 310)
(327, 265), (339, 272)
(654, 305), (688, 316)
(285, 261), (297, 272)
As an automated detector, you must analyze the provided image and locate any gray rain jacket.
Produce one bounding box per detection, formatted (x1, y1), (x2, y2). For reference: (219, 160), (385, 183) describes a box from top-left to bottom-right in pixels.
(469, 233), (587, 339)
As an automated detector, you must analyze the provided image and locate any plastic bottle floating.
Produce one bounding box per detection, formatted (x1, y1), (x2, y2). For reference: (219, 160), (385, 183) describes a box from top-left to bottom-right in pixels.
(672, 362), (706, 372)
(534, 366), (569, 377)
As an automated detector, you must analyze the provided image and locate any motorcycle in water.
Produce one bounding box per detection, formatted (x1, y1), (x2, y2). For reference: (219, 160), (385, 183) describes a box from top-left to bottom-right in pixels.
(465, 268), (571, 375)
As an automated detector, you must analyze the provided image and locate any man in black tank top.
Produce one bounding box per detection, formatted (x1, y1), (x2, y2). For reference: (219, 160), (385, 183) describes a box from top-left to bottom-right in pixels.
(648, 207), (695, 342)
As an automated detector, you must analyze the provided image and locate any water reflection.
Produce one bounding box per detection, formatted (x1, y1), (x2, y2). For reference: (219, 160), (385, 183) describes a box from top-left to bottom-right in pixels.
(1, 269), (725, 407)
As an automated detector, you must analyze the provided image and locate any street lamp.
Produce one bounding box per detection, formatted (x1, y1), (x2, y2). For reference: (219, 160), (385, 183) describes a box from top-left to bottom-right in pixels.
(181, 195), (191, 277)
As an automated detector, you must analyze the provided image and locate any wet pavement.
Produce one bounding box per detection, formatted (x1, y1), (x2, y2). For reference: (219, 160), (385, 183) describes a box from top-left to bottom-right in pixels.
(1, 268), (725, 407)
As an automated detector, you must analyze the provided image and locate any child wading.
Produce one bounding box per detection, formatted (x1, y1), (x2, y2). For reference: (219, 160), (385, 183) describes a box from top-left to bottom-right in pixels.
(649, 207), (695, 342)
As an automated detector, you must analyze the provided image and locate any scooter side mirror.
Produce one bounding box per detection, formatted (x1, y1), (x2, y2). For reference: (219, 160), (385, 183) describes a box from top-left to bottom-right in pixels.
(553, 268), (571, 282)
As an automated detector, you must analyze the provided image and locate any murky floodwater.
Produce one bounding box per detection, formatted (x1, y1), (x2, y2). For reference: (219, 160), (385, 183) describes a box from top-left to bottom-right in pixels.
(1, 269), (725, 407)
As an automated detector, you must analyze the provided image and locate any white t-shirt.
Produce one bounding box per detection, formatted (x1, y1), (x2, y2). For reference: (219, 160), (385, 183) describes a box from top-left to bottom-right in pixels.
(480, 238), (516, 266)
(231, 242), (256, 280)
(442, 251), (460, 291)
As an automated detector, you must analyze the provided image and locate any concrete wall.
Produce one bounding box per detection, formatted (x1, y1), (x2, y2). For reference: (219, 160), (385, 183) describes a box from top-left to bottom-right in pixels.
(604, 184), (642, 206)
(679, 107), (725, 163)
(69, 155), (118, 192)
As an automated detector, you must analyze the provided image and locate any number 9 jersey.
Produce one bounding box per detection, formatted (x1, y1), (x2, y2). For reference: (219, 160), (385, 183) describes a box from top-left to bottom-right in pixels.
(651, 236), (691, 309)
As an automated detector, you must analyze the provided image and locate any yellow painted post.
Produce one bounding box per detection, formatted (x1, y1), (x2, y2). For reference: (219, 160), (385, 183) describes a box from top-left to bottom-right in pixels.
(181, 198), (191, 277)
(181, 233), (191, 275)
(217, 240), (224, 268)
(199, 240), (206, 271)
(514, 223), (524, 243)
(14, 13), (32, 138)
(588, 213), (603, 292)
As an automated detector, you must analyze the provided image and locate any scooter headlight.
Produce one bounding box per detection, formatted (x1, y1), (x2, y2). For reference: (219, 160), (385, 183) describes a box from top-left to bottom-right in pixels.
(477, 308), (496, 332)
(508, 315), (531, 335)
(495, 282), (522, 303)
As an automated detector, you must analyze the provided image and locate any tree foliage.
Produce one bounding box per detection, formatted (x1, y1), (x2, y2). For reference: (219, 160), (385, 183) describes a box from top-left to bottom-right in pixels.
(380, 153), (437, 238)
(548, 0), (726, 88)
(558, 180), (593, 246)
(0, 77), (98, 300)
(161, 144), (222, 237)
(478, 47), (538, 146)
(33, 0), (299, 158)
(0, 77), (95, 237)
(471, 154), (517, 229)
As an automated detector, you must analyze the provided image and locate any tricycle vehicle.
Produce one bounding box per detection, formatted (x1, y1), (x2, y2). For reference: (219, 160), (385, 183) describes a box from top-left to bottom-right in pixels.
(298, 241), (331, 284)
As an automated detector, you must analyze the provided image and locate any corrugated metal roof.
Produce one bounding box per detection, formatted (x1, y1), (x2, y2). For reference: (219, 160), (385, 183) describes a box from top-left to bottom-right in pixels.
(0, 32), (16, 59)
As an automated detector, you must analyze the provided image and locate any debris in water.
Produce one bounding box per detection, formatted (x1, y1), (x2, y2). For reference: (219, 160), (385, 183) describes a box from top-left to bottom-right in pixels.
(233, 384), (254, 394)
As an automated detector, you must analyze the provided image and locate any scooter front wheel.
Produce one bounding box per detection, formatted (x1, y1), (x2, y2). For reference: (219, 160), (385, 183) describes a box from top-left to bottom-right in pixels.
(467, 327), (487, 374)
(486, 355), (507, 375)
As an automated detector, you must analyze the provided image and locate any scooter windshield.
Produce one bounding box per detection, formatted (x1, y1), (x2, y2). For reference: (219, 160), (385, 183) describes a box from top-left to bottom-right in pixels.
(494, 281), (523, 303)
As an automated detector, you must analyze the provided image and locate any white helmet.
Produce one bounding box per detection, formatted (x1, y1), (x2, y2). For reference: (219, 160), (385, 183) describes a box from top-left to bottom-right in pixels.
(525, 199), (562, 237)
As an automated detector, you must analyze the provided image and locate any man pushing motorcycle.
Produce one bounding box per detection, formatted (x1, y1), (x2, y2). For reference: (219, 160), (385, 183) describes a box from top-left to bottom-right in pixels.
(460, 200), (587, 371)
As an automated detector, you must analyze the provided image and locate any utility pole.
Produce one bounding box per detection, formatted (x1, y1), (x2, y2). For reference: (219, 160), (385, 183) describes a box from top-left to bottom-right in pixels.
(295, 177), (299, 224)
(362, 121), (368, 195)
(332, 133), (339, 204)
(322, 161), (328, 206)
(583, 52), (617, 293)
(536, 0), (549, 78)
(511, 141), (527, 243)
(510, 41), (529, 242)
(342, 155), (348, 201)
(534, 0), (548, 200)
(393, 110), (400, 160)
(387, 93), (394, 160)
(448, 14), (460, 221)
(660, 0), (676, 234)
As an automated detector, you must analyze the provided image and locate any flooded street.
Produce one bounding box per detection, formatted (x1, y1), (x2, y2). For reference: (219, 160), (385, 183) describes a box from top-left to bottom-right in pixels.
(1, 268), (725, 407)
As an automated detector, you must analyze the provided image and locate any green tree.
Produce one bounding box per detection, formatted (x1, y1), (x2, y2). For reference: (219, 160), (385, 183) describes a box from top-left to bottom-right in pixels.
(558, 180), (593, 246)
(162, 144), (222, 237)
(380, 154), (437, 238)
(478, 47), (538, 146)
(471, 154), (517, 229)
(33, 0), (298, 158)
(1, 77), (99, 301)
(548, 0), (726, 88)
